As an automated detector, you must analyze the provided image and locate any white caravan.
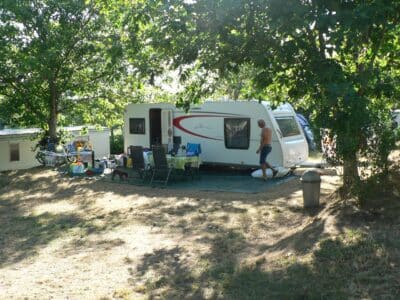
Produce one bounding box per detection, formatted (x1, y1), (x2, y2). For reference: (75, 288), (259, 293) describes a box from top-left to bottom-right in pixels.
(124, 100), (308, 168)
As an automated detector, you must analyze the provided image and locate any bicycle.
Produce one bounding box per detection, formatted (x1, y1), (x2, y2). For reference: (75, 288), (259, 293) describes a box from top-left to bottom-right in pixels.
(35, 144), (76, 167)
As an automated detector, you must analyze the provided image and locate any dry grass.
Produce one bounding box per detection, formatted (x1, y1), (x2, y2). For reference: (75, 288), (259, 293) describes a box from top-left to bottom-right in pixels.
(0, 166), (399, 299)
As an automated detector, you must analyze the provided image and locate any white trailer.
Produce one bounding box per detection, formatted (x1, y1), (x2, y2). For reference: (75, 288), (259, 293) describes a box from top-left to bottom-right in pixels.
(124, 100), (308, 168)
(0, 126), (110, 172)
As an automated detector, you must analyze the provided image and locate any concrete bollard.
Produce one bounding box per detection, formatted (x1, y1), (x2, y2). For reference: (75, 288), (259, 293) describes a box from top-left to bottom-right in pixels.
(300, 169), (321, 208)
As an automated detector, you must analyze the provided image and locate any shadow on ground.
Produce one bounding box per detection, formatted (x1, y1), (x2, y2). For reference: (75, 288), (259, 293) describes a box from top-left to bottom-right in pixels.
(100, 165), (298, 193)
(2, 168), (399, 299)
(126, 214), (400, 299)
(0, 168), (131, 267)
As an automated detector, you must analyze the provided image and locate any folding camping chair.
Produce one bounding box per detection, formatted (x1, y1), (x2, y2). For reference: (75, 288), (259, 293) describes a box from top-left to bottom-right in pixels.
(150, 145), (174, 186)
(186, 143), (202, 179)
(129, 145), (150, 180)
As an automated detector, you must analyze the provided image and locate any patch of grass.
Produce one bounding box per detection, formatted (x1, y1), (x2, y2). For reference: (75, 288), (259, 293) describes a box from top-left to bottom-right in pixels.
(223, 229), (399, 299)
(132, 231), (248, 298)
(0, 173), (9, 189)
(269, 206), (283, 221)
(0, 211), (85, 266)
(132, 284), (146, 294)
(238, 214), (252, 232)
(112, 288), (136, 300)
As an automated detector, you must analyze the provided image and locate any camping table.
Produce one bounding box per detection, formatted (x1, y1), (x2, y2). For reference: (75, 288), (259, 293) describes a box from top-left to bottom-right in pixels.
(146, 153), (201, 170)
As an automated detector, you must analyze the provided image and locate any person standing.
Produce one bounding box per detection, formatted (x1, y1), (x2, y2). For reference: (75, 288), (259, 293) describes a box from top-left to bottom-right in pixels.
(256, 119), (278, 180)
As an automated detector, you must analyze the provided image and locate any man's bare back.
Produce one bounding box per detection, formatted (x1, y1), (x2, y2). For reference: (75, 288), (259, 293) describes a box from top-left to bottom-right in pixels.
(261, 127), (272, 147)
(256, 119), (277, 179)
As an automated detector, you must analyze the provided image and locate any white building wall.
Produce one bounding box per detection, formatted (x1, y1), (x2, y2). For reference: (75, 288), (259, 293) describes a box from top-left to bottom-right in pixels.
(0, 127), (111, 172)
(87, 130), (110, 159)
(66, 128), (110, 159)
(0, 137), (41, 172)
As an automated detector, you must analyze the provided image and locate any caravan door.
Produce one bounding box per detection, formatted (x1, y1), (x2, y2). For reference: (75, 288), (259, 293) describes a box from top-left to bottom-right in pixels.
(161, 109), (173, 148)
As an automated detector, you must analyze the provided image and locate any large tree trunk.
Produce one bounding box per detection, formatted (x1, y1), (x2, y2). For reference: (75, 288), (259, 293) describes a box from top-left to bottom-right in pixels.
(342, 151), (360, 192)
(48, 80), (58, 140)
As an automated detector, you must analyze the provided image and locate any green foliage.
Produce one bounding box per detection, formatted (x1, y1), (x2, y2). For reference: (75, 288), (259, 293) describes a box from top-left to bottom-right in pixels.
(32, 127), (74, 152)
(362, 112), (398, 174)
(138, 0), (400, 191)
(175, 65), (216, 111)
(110, 133), (124, 154)
(0, 0), (137, 135)
(1, 0), (400, 192)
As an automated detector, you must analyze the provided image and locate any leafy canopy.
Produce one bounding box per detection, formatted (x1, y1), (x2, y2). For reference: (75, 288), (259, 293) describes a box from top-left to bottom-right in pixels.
(0, 0), (132, 133)
(137, 0), (400, 188)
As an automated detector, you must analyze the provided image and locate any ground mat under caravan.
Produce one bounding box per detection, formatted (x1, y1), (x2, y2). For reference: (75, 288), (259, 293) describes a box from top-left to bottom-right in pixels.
(101, 166), (298, 194)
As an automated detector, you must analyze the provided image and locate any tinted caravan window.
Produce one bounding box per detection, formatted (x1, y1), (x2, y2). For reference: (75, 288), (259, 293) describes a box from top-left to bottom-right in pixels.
(129, 118), (145, 134)
(275, 116), (301, 137)
(224, 118), (250, 149)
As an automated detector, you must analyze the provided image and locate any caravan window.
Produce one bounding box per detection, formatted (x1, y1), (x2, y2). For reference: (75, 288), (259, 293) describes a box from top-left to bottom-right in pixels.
(275, 117), (301, 137)
(129, 118), (145, 134)
(224, 118), (250, 149)
(10, 143), (20, 161)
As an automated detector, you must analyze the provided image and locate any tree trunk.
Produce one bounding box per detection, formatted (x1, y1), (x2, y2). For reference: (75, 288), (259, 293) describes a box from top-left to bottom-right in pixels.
(342, 151), (360, 192)
(111, 126), (115, 142)
(48, 80), (58, 140)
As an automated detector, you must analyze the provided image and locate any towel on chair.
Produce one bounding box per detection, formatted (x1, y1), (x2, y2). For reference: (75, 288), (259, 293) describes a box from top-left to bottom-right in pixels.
(186, 143), (201, 156)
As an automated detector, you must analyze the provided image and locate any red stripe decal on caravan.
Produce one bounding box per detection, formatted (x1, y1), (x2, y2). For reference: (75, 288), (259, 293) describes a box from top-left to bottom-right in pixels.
(173, 115), (225, 141)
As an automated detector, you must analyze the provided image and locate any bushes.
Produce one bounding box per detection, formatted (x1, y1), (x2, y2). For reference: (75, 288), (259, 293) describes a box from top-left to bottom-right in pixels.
(110, 133), (124, 154)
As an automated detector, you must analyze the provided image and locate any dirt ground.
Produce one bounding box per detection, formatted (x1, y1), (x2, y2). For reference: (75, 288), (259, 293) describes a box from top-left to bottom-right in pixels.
(0, 165), (399, 299)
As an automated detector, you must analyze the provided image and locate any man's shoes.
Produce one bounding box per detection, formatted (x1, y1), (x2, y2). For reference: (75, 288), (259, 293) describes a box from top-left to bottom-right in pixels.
(272, 169), (278, 178)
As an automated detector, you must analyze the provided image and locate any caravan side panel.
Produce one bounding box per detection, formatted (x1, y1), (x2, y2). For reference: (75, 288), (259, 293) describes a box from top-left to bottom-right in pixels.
(123, 101), (307, 168)
(124, 105), (150, 151)
(124, 103), (175, 151)
(173, 101), (284, 168)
